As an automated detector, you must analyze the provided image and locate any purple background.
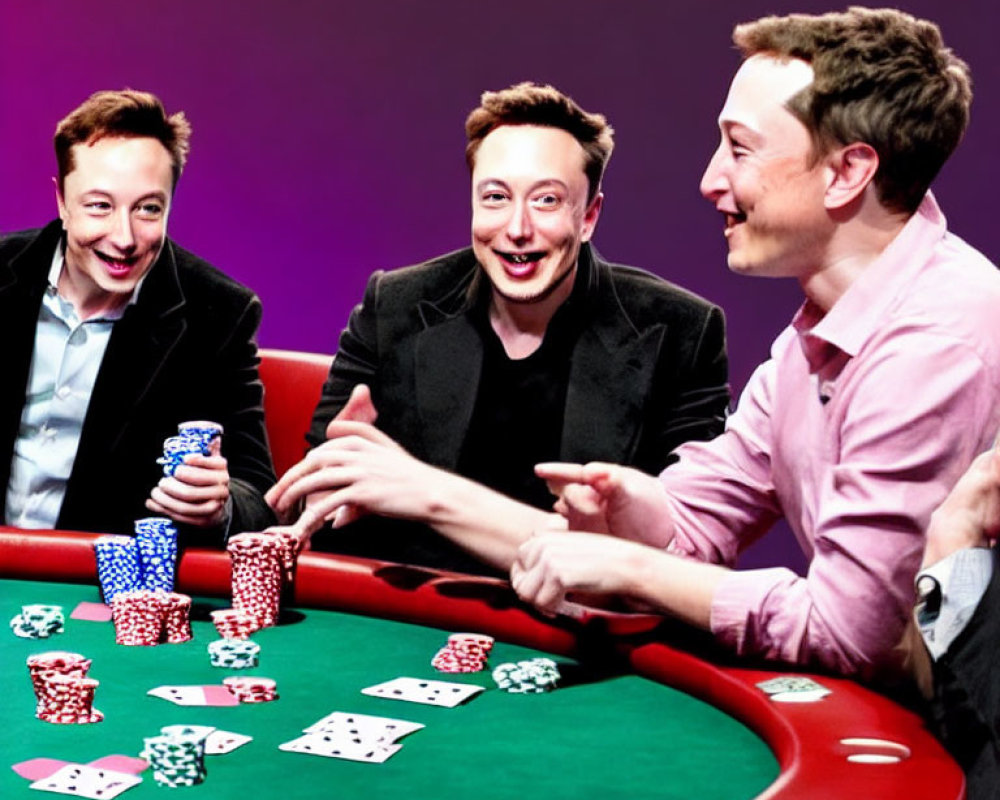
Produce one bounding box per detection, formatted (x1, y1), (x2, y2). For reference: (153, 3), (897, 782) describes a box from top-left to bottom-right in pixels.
(2, 1), (995, 572)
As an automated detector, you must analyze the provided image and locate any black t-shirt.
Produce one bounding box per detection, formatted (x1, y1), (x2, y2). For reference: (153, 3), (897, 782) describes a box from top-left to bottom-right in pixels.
(456, 302), (578, 511)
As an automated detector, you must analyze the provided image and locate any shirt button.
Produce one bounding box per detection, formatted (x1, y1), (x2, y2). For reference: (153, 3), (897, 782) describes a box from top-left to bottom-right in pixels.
(56, 386), (72, 400)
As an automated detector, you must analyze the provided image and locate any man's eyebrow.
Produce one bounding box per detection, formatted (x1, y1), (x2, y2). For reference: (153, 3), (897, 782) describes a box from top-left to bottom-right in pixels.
(721, 121), (764, 145)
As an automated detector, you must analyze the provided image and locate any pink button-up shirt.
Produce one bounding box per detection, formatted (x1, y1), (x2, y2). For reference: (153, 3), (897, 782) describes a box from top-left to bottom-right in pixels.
(661, 195), (1000, 678)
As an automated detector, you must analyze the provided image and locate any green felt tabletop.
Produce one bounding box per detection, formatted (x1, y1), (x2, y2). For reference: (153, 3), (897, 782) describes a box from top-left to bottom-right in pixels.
(1, 578), (778, 799)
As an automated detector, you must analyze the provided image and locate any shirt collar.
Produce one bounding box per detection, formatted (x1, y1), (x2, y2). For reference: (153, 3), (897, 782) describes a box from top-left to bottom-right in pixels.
(794, 191), (947, 359)
(48, 241), (148, 321)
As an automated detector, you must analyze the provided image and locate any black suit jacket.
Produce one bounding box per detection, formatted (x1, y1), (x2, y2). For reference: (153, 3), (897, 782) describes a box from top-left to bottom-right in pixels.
(307, 244), (729, 572)
(0, 222), (276, 541)
(926, 545), (1000, 799)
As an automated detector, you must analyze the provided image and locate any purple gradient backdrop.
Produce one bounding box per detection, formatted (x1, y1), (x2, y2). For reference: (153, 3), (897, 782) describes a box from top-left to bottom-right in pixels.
(2, 1), (995, 571)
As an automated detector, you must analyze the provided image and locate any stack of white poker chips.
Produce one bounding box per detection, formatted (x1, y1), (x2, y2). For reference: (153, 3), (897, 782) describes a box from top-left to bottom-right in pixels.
(492, 657), (561, 694)
(141, 725), (213, 787)
(10, 604), (64, 639)
(207, 639), (260, 669)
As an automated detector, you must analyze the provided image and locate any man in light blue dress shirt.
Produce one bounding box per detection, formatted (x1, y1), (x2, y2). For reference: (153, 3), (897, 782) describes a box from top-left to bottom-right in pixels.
(0, 90), (275, 541)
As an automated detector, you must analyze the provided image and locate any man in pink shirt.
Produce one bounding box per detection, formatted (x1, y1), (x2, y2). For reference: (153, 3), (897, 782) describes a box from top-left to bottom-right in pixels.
(512, 8), (1000, 681)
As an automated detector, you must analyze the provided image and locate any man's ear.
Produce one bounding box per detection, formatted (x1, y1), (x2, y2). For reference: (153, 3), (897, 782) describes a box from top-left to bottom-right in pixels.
(580, 191), (603, 243)
(54, 177), (68, 227)
(824, 143), (879, 211)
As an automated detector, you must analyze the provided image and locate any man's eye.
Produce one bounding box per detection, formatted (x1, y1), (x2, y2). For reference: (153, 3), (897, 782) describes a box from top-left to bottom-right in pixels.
(481, 192), (507, 205)
(532, 194), (560, 208)
(730, 141), (750, 159)
(137, 203), (164, 218)
(84, 201), (111, 213)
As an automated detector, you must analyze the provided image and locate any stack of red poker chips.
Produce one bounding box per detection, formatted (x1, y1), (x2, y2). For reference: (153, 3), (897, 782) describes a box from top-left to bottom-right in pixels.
(26, 651), (104, 724)
(431, 632), (496, 673)
(223, 676), (278, 703)
(161, 593), (193, 644)
(111, 590), (193, 646)
(210, 608), (259, 640)
(228, 533), (294, 629)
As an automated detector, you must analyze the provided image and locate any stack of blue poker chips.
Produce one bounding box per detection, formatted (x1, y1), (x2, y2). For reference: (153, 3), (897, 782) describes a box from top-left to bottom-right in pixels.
(134, 517), (179, 593)
(156, 421), (223, 477)
(93, 535), (141, 603)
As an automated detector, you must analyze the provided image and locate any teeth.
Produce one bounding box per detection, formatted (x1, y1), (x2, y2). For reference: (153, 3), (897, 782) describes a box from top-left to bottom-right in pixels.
(510, 254), (529, 264)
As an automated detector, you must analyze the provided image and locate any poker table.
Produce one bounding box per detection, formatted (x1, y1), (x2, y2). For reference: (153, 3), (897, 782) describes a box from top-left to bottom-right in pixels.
(1, 529), (964, 799)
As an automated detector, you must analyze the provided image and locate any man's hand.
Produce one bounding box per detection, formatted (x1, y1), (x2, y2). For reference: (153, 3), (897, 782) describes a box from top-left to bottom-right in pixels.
(266, 419), (450, 546)
(534, 461), (675, 546)
(267, 383), (379, 529)
(924, 443), (1000, 567)
(511, 530), (647, 616)
(331, 383), (378, 428)
(146, 453), (230, 528)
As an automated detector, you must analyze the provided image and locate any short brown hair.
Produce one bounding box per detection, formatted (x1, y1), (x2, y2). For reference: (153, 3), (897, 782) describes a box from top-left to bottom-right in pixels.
(465, 82), (614, 202)
(734, 7), (972, 215)
(54, 89), (192, 191)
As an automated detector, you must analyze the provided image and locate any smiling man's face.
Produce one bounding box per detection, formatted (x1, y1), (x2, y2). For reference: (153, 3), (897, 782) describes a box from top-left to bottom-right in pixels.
(57, 135), (172, 317)
(700, 55), (833, 280)
(471, 124), (601, 310)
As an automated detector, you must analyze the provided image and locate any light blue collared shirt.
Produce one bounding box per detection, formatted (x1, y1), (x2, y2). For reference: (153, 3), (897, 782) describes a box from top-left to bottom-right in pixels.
(916, 547), (993, 660)
(5, 246), (143, 528)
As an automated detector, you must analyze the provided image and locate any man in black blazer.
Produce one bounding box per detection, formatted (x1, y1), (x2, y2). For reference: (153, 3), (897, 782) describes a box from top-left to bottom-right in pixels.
(904, 446), (1000, 799)
(0, 90), (275, 542)
(267, 83), (728, 574)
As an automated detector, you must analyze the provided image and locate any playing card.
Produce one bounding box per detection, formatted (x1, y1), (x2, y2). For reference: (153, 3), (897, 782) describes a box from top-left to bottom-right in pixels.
(146, 685), (239, 706)
(304, 711), (424, 743)
(361, 677), (484, 707)
(278, 733), (401, 763)
(756, 676), (831, 700)
(769, 688), (832, 703)
(86, 756), (148, 775)
(69, 602), (113, 622)
(204, 730), (253, 755)
(11, 758), (70, 781)
(29, 764), (141, 799)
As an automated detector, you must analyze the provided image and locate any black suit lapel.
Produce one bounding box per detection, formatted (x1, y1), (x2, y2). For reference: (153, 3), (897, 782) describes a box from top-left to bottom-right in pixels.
(413, 301), (483, 469)
(561, 320), (664, 466)
(560, 249), (664, 466)
(0, 225), (61, 510)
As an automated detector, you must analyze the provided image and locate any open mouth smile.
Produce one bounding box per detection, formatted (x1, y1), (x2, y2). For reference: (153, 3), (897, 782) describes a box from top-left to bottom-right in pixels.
(96, 250), (140, 273)
(497, 250), (545, 265)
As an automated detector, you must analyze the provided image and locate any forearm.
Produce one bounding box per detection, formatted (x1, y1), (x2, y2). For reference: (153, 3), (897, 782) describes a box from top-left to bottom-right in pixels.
(420, 470), (565, 570)
(616, 546), (725, 630)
